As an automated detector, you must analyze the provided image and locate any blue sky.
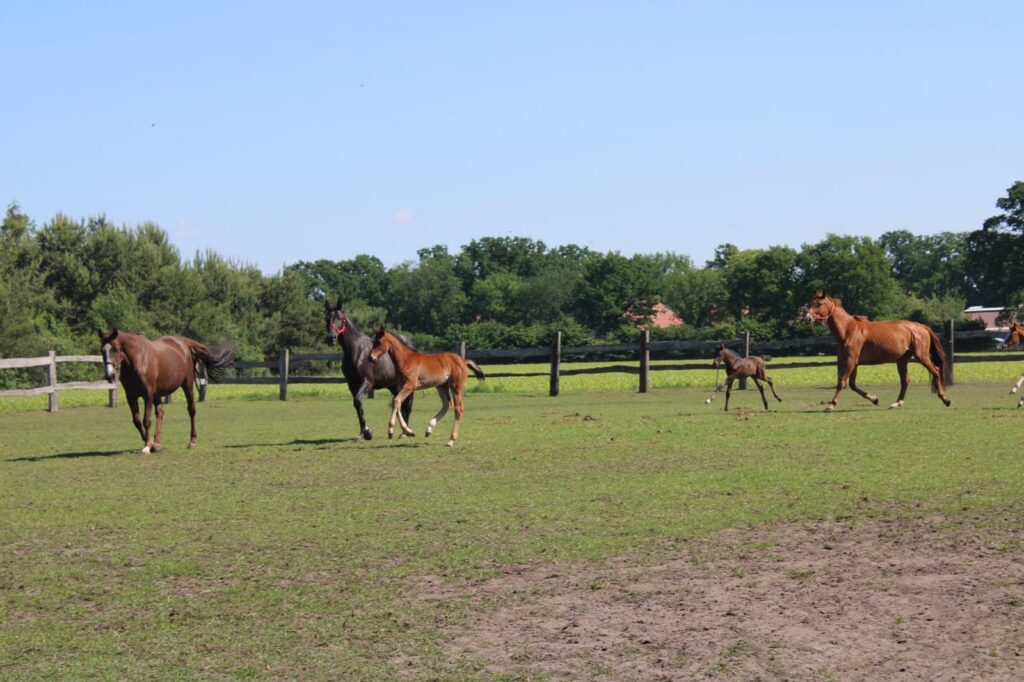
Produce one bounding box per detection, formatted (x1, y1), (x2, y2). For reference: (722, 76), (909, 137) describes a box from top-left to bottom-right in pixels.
(3, 1), (1022, 273)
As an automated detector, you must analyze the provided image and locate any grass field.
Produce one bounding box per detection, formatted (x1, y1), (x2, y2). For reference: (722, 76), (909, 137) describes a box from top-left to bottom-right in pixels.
(1, 379), (1023, 679)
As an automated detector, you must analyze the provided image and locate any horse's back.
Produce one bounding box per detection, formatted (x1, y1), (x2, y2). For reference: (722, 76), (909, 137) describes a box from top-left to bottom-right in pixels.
(857, 319), (933, 363)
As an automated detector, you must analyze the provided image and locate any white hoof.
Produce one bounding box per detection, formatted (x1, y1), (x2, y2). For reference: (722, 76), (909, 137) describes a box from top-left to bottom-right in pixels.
(446, 440), (455, 447)
(140, 446), (151, 454)
(824, 404), (835, 413)
(888, 401), (904, 409)
(1011, 387), (1018, 394)
(704, 398), (712, 405)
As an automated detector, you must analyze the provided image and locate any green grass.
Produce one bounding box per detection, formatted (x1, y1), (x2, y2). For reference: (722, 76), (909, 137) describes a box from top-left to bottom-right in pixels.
(1, 382), (1023, 679)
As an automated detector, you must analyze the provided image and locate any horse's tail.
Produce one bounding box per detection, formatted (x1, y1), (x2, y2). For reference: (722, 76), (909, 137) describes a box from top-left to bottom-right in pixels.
(465, 359), (486, 380)
(926, 327), (947, 393)
(187, 339), (237, 383)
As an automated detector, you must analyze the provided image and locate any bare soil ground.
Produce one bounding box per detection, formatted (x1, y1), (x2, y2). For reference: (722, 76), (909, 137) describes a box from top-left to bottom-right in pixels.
(410, 513), (1024, 680)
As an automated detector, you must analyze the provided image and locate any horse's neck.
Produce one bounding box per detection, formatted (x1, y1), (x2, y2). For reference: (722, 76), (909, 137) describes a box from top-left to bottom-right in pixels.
(119, 333), (149, 371)
(339, 320), (368, 360)
(826, 305), (857, 340)
(386, 336), (415, 370)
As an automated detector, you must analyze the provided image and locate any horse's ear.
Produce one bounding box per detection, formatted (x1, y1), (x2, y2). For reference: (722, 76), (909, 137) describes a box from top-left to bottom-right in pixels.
(96, 329), (105, 340)
(110, 328), (119, 340)
(814, 289), (824, 298)
(324, 300), (332, 310)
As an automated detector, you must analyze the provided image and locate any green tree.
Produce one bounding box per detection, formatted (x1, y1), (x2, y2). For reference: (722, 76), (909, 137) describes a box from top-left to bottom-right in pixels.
(388, 246), (467, 335)
(798, 234), (900, 318)
(965, 181), (1024, 304)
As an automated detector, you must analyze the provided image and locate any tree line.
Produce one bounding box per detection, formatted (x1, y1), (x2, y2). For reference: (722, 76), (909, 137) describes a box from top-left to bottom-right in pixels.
(2, 182), (1022, 371)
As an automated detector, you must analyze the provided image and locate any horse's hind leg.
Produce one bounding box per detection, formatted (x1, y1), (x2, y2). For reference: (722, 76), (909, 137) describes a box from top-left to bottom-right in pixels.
(183, 380), (198, 448)
(705, 382), (725, 405)
(761, 372), (782, 402)
(848, 369), (879, 406)
(890, 358), (910, 409)
(916, 353), (951, 407)
(152, 399), (165, 452)
(1011, 373), (1024, 395)
(447, 382), (464, 447)
(753, 378), (769, 410)
(426, 386), (450, 437)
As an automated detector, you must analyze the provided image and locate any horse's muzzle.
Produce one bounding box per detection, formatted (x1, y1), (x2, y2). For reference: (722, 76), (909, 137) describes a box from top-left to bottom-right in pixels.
(326, 335), (336, 346)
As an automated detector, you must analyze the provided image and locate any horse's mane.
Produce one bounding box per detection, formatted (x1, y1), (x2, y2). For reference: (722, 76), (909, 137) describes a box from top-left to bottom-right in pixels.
(853, 314), (870, 321)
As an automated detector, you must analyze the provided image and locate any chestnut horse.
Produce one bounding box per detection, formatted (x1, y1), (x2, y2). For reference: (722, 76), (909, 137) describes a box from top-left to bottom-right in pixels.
(705, 344), (782, 411)
(1001, 321), (1024, 406)
(98, 328), (235, 453)
(368, 328), (485, 446)
(805, 290), (950, 412)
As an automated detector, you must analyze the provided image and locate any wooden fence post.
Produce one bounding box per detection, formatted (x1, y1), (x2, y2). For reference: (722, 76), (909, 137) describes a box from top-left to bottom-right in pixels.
(108, 384), (118, 408)
(549, 331), (561, 397)
(638, 329), (650, 393)
(456, 340), (466, 358)
(278, 348), (289, 401)
(944, 319), (955, 386)
(738, 331), (750, 390)
(47, 351), (58, 413)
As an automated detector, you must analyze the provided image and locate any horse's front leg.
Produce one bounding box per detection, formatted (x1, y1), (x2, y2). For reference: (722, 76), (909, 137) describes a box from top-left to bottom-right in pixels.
(140, 395), (156, 454)
(848, 368), (879, 406)
(128, 394), (146, 445)
(827, 355), (856, 412)
(1011, 374), (1024, 395)
(705, 383), (726, 405)
(389, 385), (416, 438)
(353, 378), (373, 440)
(723, 376), (736, 411)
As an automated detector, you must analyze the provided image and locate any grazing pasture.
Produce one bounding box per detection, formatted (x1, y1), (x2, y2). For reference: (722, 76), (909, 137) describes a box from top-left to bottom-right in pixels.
(1, 382), (1023, 679)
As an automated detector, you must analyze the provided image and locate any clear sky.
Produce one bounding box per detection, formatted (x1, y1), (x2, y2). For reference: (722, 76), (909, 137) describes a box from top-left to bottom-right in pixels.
(3, 1), (1022, 273)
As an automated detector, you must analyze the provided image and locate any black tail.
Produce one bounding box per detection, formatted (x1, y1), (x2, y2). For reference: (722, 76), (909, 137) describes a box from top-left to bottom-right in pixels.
(193, 342), (237, 383)
(466, 359), (485, 380)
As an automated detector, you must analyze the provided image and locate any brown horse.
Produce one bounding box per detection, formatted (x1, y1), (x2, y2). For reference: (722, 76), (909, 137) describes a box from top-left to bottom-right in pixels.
(368, 328), (485, 446)
(805, 290), (950, 412)
(705, 344), (782, 411)
(98, 328), (235, 453)
(1001, 321), (1024, 406)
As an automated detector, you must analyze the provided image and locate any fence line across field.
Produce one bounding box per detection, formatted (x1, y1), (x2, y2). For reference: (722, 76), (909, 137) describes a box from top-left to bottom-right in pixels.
(1, 322), (1015, 410)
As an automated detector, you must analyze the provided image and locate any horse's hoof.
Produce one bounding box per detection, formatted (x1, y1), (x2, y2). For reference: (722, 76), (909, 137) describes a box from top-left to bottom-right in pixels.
(1011, 387), (1018, 394)
(888, 401), (904, 409)
(152, 444), (163, 453)
(446, 440), (455, 447)
(388, 431), (394, 440)
(943, 399), (951, 407)
(704, 399), (711, 405)
(869, 395), (879, 406)
(824, 405), (835, 413)
(140, 446), (151, 454)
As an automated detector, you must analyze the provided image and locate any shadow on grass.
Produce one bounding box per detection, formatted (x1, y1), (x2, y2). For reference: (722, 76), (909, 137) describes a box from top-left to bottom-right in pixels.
(6, 449), (129, 463)
(221, 437), (428, 450)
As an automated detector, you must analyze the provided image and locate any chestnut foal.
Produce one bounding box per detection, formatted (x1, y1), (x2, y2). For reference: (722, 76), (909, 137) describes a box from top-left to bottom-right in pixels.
(368, 328), (485, 446)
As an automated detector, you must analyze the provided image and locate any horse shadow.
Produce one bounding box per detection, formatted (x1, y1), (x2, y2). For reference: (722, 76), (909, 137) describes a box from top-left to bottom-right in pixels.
(6, 449), (129, 463)
(221, 437), (427, 450)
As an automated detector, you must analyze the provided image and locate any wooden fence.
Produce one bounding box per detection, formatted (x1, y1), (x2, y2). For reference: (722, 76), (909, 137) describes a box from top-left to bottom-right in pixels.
(1, 323), (1014, 409)
(217, 322), (1013, 399)
(0, 352), (118, 413)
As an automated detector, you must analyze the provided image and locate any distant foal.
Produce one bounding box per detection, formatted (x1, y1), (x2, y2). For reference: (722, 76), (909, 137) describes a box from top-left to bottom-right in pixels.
(368, 329), (485, 446)
(705, 344), (782, 411)
(1002, 322), (1024, 407)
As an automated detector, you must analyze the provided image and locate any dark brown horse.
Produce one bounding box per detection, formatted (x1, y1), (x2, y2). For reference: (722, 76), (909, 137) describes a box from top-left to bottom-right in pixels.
(324, 302), (413, 440)
(368, 328), (485, 446)
(98, 329), (235, 453)
(805, 290), (950, 412)
(1001, 321), (1024, 406)
(705, 344), (782, 411)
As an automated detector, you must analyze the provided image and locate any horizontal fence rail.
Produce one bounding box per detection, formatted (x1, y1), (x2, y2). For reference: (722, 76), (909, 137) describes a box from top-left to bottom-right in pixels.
(3, 324), (1016, 408)
(0, 352), (118, 412)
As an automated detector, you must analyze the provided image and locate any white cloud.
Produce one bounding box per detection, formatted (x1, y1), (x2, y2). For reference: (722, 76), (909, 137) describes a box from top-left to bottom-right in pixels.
(393, 208), (416, 225)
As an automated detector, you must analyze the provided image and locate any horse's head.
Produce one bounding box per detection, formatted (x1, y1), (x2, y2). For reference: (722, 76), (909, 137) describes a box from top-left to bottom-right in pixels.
(712, 343), (727, 368)
(324, 301), (349, 346)
(97, 328), (123, 383)
(805, 290), (837, 324)
(1003, 322), (1024, 349)
(368, 327), (392, 364)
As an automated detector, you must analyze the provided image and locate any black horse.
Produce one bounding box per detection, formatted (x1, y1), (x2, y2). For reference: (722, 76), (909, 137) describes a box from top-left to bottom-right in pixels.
(324, 302), (414, 440)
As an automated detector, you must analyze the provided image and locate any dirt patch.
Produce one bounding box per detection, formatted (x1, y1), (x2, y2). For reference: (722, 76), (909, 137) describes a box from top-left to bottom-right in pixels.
(411, 514), (1024, 680)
